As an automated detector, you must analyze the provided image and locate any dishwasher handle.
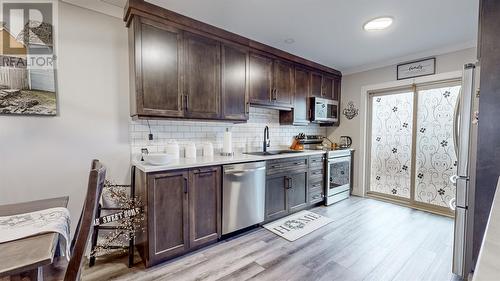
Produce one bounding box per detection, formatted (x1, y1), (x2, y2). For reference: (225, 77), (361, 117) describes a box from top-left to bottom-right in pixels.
(224, 166), (265, 175)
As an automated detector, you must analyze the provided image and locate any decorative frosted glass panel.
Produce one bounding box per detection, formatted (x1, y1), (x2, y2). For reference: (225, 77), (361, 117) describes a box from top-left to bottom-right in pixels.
(370, 92), (413, 198)
(414, 85), (460, 207)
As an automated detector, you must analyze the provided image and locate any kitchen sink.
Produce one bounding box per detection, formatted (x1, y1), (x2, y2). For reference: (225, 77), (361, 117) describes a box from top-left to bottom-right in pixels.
(244, 150), (304, 156)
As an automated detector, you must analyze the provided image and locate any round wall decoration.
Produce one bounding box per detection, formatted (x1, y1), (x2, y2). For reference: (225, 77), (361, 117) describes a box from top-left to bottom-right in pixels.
(343, 101), (359, 120)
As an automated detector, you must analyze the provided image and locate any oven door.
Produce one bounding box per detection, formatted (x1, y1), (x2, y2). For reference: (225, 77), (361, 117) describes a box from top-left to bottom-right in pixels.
(327, 156), (351, 197)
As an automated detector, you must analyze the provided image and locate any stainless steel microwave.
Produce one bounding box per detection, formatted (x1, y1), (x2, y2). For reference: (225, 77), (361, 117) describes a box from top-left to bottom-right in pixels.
(310, 97), (339, 123)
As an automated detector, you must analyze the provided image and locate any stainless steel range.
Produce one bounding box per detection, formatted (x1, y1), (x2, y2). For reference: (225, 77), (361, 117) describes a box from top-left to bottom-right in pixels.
(325, 149), (352, 205)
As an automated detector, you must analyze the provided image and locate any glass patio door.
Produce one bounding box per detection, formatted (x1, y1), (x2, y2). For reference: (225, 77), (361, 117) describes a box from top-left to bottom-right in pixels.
(368, 81), (461, 215)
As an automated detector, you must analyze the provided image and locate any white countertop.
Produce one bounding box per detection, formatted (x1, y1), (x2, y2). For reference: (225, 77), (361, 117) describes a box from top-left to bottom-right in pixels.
(473, 177), (500, 281)
(134, 150), (336, 173)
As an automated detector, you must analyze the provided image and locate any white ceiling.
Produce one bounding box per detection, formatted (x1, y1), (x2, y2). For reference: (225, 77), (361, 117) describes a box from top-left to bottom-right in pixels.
(69, 0), (479, 74)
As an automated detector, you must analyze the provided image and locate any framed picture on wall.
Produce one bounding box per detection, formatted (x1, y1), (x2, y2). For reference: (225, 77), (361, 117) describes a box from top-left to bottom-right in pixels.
(0, 2), (58, 116)
(397, 58), (436, 80)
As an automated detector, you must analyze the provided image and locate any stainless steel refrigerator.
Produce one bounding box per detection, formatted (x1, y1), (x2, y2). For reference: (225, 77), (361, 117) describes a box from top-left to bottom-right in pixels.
(450, 63), (480, 278)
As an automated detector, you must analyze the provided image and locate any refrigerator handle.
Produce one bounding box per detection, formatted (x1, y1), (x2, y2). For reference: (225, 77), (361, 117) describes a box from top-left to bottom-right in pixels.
(453, 92), (461, 158)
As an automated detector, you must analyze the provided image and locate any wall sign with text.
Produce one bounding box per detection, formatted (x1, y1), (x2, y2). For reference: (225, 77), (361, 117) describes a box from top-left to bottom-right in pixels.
(397, 58), (436, 80)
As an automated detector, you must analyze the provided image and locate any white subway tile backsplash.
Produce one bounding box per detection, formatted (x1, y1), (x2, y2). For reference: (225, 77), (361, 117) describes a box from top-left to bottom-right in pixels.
(129, 107), (326, 154)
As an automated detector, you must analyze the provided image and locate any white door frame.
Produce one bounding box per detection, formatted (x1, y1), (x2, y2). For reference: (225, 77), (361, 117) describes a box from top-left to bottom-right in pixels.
(358, 71), (463, 197)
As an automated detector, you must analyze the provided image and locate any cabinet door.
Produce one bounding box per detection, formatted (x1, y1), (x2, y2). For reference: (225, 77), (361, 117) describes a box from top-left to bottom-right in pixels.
(184, 32), (221, 119)
(323, 75), (334, 100)
(288, 171), (308, 213)
(310, 72), (323, 98)
(222, 44), (249, 121)
(333, 77), (341, 101)
(249, 53), (273, 105)
(137, 18), (183, 117)
(293, 67), (310, 124)
(273, 60), (294, 107)
(265, 174), (288, 221)
(188, 167), (221, 248)
(147, 170), (189, 264)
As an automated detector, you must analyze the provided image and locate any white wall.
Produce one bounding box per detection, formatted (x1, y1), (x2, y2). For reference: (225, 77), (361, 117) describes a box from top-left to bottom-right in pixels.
(328, 48), (477, 196)
(0, 2), (130, 232)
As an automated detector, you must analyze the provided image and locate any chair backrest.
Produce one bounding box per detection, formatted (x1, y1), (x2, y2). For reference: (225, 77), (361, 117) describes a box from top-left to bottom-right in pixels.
(64, 160), (106, 281)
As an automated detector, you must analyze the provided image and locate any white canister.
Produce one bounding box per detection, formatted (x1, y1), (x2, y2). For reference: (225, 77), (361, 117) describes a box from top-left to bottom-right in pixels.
(185, 142), (197, 159)
(165, 140), (180, 159)
(203, 142), (214, 157)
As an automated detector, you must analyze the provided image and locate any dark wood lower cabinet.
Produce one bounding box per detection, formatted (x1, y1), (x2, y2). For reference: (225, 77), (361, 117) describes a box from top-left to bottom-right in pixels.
(288, 171), (308, 213)
(265, 157), (310, 221)
(188, 167), (221, 248)
(265, 173), (289, 221)
(143, 170), (189, 266)
(135, 166), (221, 267)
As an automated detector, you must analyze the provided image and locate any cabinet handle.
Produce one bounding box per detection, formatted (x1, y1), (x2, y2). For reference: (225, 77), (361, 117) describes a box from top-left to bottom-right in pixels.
(285, 176), (293, 189)
(246, 102), (250, 114)
(183, 177), (188, 193)
(196, 168), (214, 176)
(185, 95), (189, 111)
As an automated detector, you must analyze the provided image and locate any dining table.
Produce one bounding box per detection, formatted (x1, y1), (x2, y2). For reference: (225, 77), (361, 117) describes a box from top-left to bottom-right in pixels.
(0, 196), (69, 281)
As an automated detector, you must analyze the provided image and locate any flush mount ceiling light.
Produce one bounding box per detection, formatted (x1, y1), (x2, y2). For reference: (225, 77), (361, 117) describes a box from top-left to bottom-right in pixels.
(284, 38), (295, 44)
(363, 17), (393, 31)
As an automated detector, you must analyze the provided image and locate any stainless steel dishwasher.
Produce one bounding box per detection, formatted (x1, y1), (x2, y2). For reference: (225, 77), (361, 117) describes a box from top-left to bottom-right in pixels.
(222, 161), (266, 235)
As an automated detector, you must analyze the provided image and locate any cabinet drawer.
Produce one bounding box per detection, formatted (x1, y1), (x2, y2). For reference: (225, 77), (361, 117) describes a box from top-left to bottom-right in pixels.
(309, 167), (324, 180)
(309, 189), (324, 204)
(309, 180), (324, 192)
(267, 157), (308, 175)
(309, 155), (325, 167)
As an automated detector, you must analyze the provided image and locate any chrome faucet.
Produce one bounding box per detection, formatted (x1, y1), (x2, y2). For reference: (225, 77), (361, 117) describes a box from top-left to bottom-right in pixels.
(263, 126), (270, 152)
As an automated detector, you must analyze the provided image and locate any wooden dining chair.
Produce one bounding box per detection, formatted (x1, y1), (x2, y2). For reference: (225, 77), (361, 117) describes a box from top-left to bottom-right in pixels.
(46, 160), (106, 281)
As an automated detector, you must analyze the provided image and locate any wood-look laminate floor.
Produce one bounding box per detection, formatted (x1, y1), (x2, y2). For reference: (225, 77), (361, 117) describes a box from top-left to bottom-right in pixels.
(80, 196), (461, 281)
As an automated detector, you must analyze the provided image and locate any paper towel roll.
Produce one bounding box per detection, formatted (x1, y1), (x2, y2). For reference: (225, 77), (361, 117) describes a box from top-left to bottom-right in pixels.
(223, 128), (232, 154)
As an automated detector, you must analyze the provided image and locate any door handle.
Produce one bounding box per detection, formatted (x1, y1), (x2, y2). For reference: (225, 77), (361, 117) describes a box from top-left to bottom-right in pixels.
(450, 175), (468, 184)
(225, 167), (265, 174)
(183, 177), (188, 193)
(286, 176), (293, 189)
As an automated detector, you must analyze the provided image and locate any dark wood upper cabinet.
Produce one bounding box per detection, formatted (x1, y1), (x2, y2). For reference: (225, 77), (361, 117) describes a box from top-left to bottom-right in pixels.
(221, 44), (249, 121)
(131, 17), (183, 117)
(188, 167), (221, 248)
(183, 32), (221, 119)
(279, 67), (310, 125)
(249, 53), (294, 110)
(146, 170), (189, 266)
(272, 60), (294, 107)
(249, 52), (273, 106)
(311, 72), (323, 98)
(323, 75), (334, 100)
(126, 2), (341, 122)
(288, 171), (308, 213)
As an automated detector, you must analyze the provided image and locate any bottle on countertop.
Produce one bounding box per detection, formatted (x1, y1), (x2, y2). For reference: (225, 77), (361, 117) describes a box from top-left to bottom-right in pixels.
(222, 128), (232, 155)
